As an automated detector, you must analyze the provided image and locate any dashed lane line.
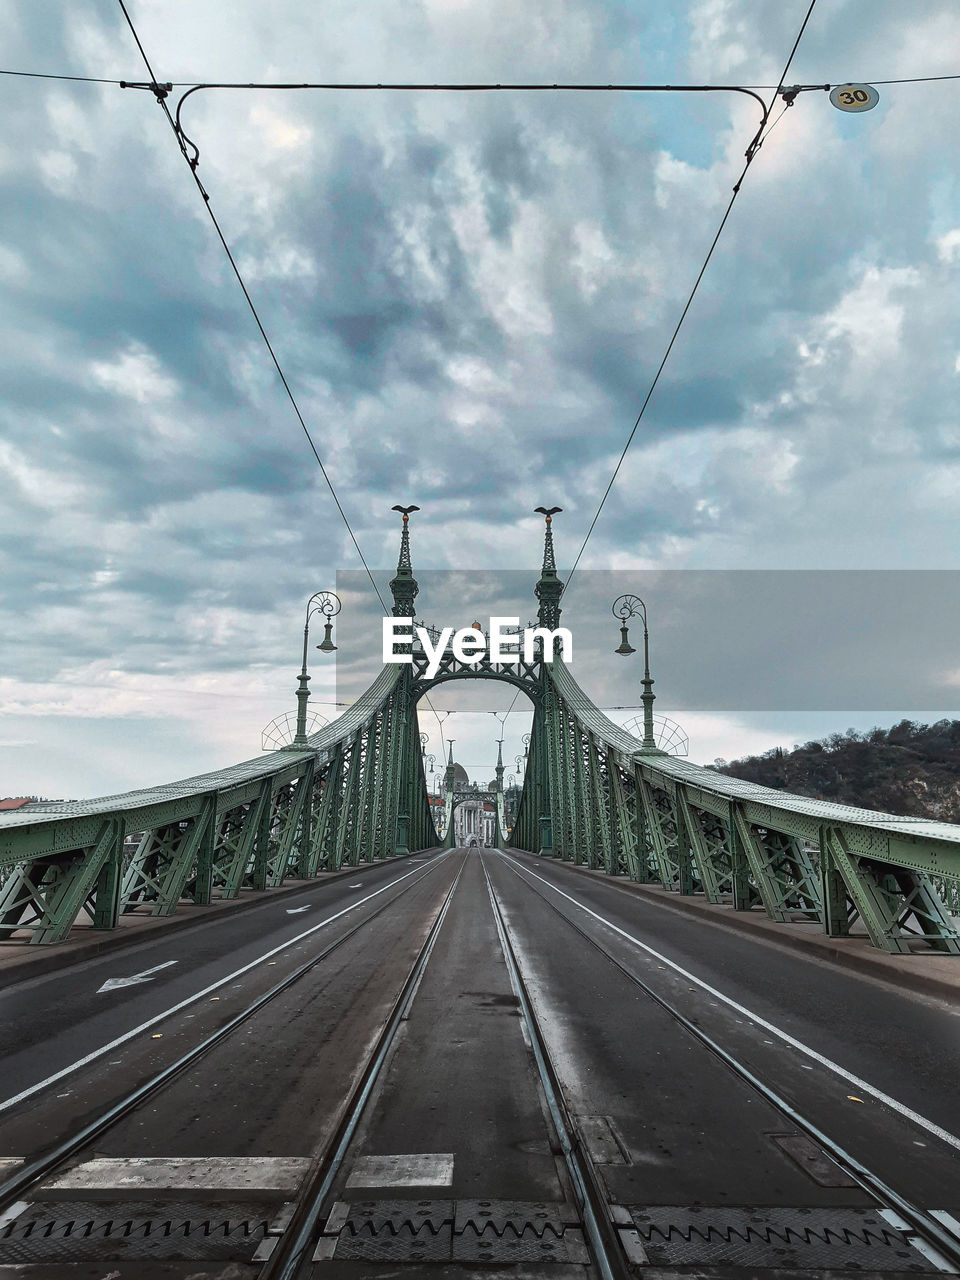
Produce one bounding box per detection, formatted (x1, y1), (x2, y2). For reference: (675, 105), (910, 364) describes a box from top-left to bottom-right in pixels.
(0, 856), (449, 1116)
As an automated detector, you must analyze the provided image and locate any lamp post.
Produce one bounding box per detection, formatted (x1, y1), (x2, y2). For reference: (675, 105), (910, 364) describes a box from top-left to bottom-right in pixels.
(292, 590), (341, 747)
(612, 593), (656, 751)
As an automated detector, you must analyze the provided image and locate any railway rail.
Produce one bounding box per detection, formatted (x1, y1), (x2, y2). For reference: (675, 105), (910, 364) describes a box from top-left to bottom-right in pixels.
(256, 849), (630, 1278)
(495, 848), (960, 1275)
(0, 852), (453, 1217)
(2, 846), (958, 1276)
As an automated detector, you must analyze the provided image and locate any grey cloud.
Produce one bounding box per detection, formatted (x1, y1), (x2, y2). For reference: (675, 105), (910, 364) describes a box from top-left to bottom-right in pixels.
(3, 0), (960, 798)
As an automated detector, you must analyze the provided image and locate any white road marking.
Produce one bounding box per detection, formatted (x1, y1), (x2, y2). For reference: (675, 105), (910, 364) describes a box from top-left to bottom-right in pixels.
(97, 960), (179, 993)
(932, 1211), (960, 1241)
(500, 852), (960, 1154)
(40, 1156), (311, 1199)
(345, 1153), (454, 1189)
(0, 1201), (28, 1230)
(285, 905), (311, 914)
(0, 856), (447, 1115)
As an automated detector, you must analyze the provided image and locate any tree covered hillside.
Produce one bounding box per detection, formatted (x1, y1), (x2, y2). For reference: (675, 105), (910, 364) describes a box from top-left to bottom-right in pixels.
(714, 720), (960, 823)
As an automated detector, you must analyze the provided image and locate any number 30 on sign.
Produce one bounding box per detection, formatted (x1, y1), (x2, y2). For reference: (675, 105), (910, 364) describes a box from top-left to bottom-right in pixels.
(829, 83), (879, 113)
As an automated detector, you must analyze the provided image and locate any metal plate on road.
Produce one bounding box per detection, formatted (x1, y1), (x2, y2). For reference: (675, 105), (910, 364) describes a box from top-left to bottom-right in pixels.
(627, 1205), (924, 1270)
(577, 1114), (631, 1165)
(323, 1199), (589, 1264)
(0, 1200), (271, 1262)
(771, 1132), (858, 1187)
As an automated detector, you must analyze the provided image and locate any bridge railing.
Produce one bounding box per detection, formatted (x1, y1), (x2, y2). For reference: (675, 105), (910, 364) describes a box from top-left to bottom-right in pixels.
(530, 660), (960, 955)
(0, 664), (437, 945)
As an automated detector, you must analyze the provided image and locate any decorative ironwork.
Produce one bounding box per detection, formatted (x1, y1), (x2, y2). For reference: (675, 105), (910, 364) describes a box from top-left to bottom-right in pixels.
(262, 711), (329, 751)
(1, 510), (958, 957)
(624, 714), (689, 756)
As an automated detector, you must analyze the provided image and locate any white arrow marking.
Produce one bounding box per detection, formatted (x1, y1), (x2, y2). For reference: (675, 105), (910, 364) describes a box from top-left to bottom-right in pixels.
(97, 961), (178, 993)
(0, 854), (449, 1116)
(286, 905), (311, 914)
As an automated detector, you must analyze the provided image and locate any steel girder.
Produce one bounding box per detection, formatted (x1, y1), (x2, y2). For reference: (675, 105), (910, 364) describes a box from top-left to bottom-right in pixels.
(0, 818), (124, 944)
(0, 665), (433, 944)
(4, 643), (960, 953)
(507, 661), (960, 955)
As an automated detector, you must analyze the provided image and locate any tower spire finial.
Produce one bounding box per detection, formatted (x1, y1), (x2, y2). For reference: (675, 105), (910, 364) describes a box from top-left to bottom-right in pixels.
(533, 506), (563, 629)
(390, 504), (420, 617)
(535, 506), (561, 572)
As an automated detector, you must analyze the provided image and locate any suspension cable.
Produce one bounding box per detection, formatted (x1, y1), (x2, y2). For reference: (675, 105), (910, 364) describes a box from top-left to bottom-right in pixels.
(561, 0), (820, 599)
(115, 1), (389, 615)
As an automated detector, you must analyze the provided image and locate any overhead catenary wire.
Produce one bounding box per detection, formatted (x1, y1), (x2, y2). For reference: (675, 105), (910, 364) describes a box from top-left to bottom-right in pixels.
(110, 5), (468, 747)
(5, 67), (960, 90)
(14, 5), (929, 749)
(561, 0), (821, 600)
(115, 1), (390, 619)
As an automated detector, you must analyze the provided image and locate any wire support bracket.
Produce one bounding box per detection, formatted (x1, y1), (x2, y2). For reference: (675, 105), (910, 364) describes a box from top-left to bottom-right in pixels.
(119, 79), (172, 99)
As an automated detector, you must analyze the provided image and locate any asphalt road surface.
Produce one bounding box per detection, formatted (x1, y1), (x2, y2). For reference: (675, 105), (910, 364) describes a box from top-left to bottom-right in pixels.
(1, 846), (958, 1278)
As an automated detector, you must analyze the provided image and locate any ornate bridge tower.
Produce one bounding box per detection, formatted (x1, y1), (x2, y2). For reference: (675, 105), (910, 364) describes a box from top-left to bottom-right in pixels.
(4, 504), (959, 957)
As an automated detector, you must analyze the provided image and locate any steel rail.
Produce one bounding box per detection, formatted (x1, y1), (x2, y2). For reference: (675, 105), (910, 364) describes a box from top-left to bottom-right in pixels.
(498, 852), (960, 1271)
(0, 851), (452, 1214)
(259, 852), (469, 1279)
(481, 854), (631, 1280)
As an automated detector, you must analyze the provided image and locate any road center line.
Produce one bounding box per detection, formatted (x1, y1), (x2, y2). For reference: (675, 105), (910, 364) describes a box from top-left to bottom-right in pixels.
(499, 851), (960, 1154)
(0, 856), (448, 1115)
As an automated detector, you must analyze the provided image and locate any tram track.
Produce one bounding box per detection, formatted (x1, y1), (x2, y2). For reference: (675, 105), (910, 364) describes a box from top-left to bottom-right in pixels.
(0, 849), (455, 1218)
(256, 848), (629, 1280)
(4, 844), (956, 1277)
(256, 852), (469, 1278)
(481, 853), (632, 1280)
(495, 849), (960, 1274)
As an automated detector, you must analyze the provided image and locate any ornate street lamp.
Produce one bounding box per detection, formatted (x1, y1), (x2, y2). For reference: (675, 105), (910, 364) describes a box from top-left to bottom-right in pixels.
(292, 590), (341, 747)
(612, 593), (656, 751)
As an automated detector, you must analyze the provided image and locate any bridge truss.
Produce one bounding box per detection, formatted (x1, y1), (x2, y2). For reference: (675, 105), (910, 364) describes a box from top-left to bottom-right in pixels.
(2, 512), (959, 954)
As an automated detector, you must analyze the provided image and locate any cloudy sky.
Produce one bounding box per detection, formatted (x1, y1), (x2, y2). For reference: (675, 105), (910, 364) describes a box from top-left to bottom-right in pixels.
(3, 1), (960, 799)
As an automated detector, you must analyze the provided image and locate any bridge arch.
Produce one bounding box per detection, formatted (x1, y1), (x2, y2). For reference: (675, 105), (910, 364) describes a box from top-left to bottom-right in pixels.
(1, 507), (958, 957)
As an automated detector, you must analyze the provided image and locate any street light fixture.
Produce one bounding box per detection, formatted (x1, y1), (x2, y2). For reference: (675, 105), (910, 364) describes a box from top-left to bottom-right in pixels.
(612, 593), (656, 751)
(291, 590), (341, 747)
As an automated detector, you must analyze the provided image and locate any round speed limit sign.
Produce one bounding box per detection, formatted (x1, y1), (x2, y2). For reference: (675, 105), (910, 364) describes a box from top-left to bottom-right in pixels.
(829, 83), (879, 113)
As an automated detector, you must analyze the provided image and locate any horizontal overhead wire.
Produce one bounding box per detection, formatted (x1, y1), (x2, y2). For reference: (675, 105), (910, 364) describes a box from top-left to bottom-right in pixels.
(4, 68), (960, 90)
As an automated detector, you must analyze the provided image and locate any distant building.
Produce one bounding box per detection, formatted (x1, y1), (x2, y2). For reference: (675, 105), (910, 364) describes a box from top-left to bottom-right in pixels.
(455, 798), (495, 847)
(0, 797), (34, 811)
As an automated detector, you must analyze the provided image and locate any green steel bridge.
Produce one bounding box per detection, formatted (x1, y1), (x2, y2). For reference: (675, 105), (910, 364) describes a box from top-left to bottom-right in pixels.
(2, 511), (959, 956)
